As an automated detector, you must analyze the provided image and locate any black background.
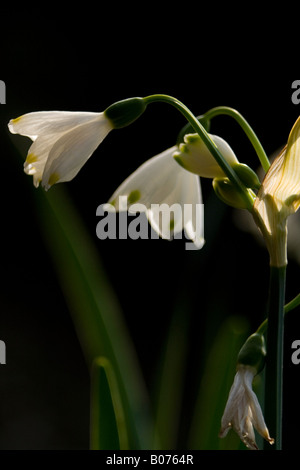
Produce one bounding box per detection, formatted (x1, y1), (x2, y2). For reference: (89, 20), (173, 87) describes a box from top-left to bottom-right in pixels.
(0, 5), (299, 452)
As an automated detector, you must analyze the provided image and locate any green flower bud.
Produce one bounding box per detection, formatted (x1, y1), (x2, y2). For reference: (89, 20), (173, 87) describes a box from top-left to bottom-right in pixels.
(237, 333), (266, 374)
(213, 177), (250, 209)
(104, 97), (147, 129)
(233, 163), (261, 190)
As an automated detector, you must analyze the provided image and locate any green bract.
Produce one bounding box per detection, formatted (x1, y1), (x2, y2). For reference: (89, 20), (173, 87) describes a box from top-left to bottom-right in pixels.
(233, 163), (261, 190)
(104, 97), (147, 129)
(213, 178), (250, 209)
(237, 333), (266, 374)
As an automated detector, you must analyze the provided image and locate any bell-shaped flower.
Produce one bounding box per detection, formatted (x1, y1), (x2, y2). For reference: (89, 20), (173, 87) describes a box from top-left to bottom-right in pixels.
(219, 364), (274, 450)
(253, 115), (300, 266)
(8, 111), (114, 190)
(8, 97), (147, 190)
(173, 133), (239, 178)
(106, 147), (204, 249)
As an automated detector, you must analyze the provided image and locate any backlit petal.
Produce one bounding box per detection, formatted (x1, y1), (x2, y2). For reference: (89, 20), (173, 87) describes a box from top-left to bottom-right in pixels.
(254, 116), (300, 224)
(253, 117), (300, 266)
(108, 147), (204, 247)
(8, 111), (104, 139)
(42, 117), (112, 189)
(220, 366), (273, 449)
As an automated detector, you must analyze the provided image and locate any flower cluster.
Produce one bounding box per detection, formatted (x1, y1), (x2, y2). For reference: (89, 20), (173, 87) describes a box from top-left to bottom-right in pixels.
(8, 98), (241, 249)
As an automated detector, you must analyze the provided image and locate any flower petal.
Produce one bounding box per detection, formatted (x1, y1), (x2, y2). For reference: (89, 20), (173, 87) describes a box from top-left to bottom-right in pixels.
(108, 147), (204, 246)
(252, 132), (300, 266)
(219, 370), (244, 437)
(220, 365), (273, 449)
(243, 369), (274, 445)
(23, 134), (62, 187)
(254, 116), (300, 222)
(109, 147), (179, 207)
(41, 117), (112, 189)
(8, 111), (105, 139)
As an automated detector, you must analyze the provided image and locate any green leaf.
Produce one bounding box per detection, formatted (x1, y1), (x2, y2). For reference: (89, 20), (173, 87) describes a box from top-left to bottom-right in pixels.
(90, 357), (129, 450)
(153, 301), (189, 449)
(33, 185), (153, 449)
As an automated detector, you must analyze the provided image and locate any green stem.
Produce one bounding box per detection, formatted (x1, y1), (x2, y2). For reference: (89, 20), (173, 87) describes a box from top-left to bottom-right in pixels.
(284, 292), (300, 314)
(203, 106), (270, 173)
(256, 317), (268, 335)
(263, 266), (286, 450)
(144, 94), (255, 211)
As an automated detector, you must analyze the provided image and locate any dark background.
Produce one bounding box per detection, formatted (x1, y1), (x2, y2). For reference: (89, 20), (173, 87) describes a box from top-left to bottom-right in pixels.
(0, 5), (299, 451)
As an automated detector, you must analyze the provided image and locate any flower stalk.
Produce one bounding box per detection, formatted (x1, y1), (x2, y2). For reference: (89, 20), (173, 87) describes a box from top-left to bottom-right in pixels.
(202, 106), (271, 173)
(250, 116), (300, 449)
(263, 265), (286, 450)
(143, 95), (256, 211)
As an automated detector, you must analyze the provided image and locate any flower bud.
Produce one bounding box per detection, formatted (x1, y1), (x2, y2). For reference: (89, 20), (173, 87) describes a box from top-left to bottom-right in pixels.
(237, 333), (266, 374)
(213, 177), (250, 209)
(233, 163), (261, 190)
(104, 97), (147, 129)
(173, 133), (239, 178)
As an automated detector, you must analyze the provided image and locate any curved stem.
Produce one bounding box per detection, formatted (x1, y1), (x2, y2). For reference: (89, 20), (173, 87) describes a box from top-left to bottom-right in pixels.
(203, 106), (270, 173)
(284, 291), (300, 314)
(256, 318), (268, 335)
(144, 95), (255, 211)
(255, 289), (300, 336)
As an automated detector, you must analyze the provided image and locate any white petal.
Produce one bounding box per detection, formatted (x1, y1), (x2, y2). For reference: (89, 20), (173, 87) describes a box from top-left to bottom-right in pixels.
(108, 147), (203, 245)
(8, 111), (105, 139)
(109, 147), (178, 207)
(41, 117), (112, 189)
(23, 134), (61, 186)
(180, 173), (204, 248)
(220, 370), (243, 435)
(243, 369), (274, 444)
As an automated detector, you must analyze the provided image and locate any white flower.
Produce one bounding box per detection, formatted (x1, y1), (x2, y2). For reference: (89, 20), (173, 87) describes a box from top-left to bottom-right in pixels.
(8, 111), (113, 190)
(219, 365), (274, 450)
(107, 147), (204, 249)
(173, 133), (239, 177)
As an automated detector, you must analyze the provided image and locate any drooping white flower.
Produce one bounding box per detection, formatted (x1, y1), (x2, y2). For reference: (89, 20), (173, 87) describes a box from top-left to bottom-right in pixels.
(8, 111), (113, 190)
(219, 365), (274, 450)
(107, 147), (204, 249)
(8, 98), (147, 190)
